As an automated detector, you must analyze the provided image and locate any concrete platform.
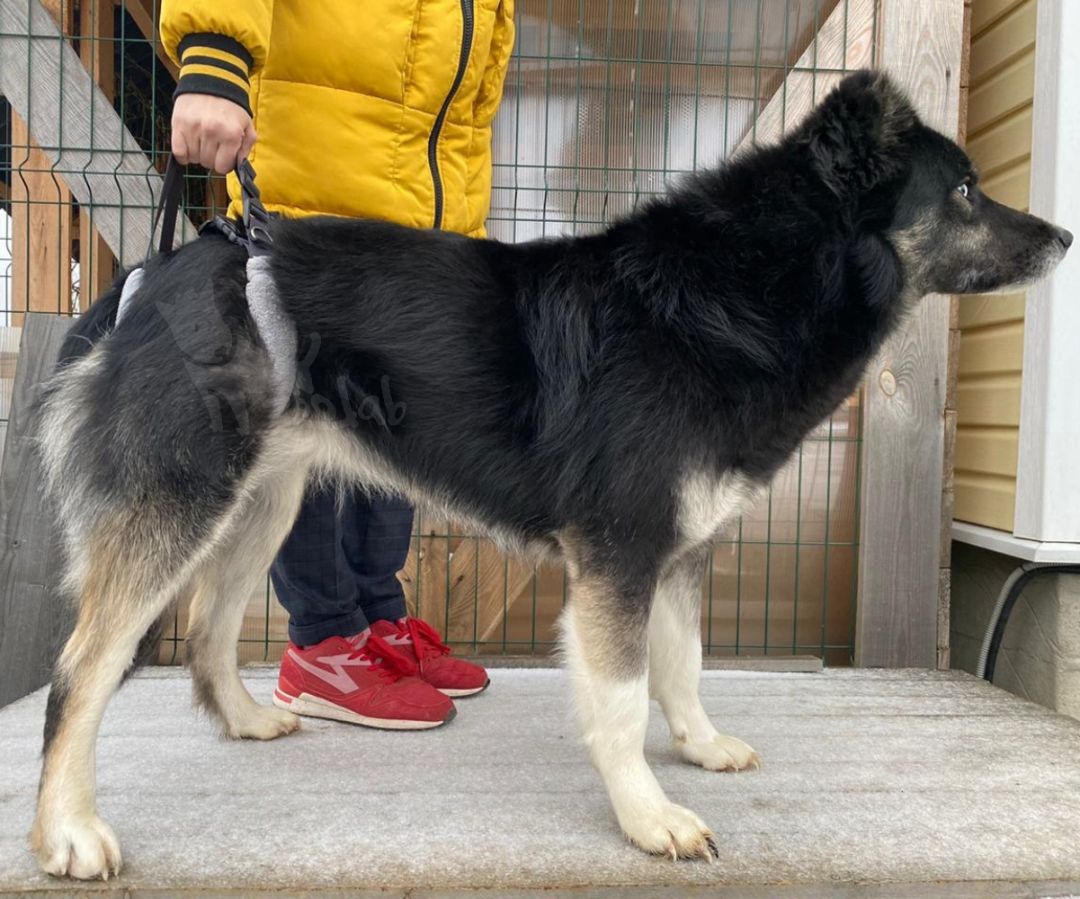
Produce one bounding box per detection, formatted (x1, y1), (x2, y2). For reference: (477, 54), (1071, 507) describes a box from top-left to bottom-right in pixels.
(2, 668), (1080, 897)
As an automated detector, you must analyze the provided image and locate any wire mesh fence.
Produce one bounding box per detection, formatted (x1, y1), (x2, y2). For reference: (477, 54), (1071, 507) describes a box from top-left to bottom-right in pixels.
(1, 0), (874, 666)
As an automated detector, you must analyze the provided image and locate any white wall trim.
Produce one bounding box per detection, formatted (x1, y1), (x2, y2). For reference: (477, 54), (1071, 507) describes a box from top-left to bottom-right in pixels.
(954, 522), (1080, 563)
(1014, 0), (1080, 541)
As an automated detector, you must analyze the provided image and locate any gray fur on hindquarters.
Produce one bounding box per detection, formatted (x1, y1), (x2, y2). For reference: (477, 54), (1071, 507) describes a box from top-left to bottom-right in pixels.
(245, 256), (296, 415)
(114, 259), (296, 415)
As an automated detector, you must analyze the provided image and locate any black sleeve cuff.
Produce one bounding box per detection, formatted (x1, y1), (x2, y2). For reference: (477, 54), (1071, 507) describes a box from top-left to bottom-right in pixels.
(174, 33), (254, 116)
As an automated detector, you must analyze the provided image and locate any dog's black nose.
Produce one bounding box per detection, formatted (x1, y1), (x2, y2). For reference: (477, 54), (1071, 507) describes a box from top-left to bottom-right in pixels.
(1058, 227), (1074, 250)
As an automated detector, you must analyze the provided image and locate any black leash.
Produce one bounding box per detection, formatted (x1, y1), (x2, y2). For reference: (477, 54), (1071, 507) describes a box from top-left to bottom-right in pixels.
(146, 155), (185, 261)
(147, 156), (273, 262)
(235, 159), (273, 257)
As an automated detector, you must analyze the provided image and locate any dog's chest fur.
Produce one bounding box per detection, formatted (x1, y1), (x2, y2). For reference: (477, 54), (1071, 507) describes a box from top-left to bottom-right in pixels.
(676, 468), (763, 548)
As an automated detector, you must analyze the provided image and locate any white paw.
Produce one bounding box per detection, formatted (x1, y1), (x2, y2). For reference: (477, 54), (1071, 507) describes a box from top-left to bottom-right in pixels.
(619, 801), (718, 861)
(679, 733), (761, 772)
(32, 813), (122, 880)
(227, 704), (301, 740)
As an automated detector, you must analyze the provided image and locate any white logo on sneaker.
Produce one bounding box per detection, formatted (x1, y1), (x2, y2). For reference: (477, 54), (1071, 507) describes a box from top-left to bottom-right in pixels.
(383, 634), (412, 646)
(290, 651), (367, 693)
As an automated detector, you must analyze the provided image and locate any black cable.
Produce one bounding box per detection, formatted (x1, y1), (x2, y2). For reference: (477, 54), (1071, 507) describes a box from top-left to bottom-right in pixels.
(984, 564), (1080, 683)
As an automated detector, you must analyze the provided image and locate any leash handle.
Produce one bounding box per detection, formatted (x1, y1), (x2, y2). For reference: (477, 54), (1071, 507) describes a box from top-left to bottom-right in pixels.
(146, 156), (273, 263)
(236, 159), (274, 256)
(146, 155), (185, 262)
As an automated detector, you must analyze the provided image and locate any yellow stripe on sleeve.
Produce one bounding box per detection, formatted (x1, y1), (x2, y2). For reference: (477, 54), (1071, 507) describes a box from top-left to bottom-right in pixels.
(178, 63), (250, 92)
(181, 46), (250, 78)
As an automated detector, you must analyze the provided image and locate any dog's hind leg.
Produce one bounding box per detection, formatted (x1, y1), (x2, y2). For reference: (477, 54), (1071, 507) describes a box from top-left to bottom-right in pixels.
(648, 554), (760, 773)
(185, 467), (308, 739)
(31, 523), (196, 880)
(560, 560), (717, 861)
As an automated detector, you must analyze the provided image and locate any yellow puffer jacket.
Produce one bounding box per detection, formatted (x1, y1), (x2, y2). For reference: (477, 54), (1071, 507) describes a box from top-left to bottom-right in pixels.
(160, 0), (515, 236)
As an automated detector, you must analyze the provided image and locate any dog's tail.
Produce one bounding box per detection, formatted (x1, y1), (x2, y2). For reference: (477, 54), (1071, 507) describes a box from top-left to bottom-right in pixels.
(55, 268), (131, 367)
(34, 265), (143, 562)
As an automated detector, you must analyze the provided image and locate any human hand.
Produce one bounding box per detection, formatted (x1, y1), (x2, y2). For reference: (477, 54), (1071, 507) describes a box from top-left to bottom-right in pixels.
(171, 93), (256, 174)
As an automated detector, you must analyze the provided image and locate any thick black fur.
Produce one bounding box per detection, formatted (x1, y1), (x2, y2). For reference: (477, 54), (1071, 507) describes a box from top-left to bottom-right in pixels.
(56, 69), (1070, 598)
(54, 238), (272, 538)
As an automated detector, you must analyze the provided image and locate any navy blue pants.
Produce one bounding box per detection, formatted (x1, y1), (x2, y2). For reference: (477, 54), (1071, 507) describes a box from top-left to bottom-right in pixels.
(271, 485), (413, 646)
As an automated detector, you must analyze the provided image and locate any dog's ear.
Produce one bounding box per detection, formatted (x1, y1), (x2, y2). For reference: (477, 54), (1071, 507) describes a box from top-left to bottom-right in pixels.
(794, 69), (919, 197)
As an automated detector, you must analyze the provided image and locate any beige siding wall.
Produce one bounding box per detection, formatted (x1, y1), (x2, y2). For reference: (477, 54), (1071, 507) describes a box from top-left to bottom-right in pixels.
(955, 0), (1036, 531)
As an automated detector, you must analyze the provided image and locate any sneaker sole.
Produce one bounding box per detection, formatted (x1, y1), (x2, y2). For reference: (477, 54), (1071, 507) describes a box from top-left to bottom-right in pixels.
(439, 678), (490, 698)
(273, 689), (454, 730)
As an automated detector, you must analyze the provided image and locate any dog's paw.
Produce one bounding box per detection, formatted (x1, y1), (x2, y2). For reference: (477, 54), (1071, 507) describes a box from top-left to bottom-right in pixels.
(679, 733), (761, 772)
(227, 704), (301, 740)
(620, 801), (718, 861)
(31, 813), (122, 880)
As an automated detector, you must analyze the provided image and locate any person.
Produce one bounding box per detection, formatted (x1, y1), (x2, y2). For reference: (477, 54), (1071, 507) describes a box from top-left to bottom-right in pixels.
(160, 0), (515, 730)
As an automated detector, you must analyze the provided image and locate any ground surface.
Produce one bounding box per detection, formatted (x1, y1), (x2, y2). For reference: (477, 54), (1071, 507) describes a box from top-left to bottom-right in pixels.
(2, 667), (1080, 898)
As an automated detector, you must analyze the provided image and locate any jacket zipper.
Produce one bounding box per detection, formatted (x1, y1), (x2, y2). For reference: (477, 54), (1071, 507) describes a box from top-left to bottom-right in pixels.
(428, 0), (474, 229)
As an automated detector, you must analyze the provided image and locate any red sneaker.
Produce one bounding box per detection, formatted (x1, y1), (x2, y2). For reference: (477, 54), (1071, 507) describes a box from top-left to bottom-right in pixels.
(273, 630), (455, 729)
(369, 617), (490, 697)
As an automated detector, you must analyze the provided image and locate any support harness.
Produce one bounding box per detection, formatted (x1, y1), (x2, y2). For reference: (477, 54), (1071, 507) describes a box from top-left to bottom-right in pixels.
(116, 158), (296, 414)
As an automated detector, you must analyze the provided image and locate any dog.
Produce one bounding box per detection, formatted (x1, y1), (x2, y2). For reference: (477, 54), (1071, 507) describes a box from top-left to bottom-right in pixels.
(29, 70), (1071, 879)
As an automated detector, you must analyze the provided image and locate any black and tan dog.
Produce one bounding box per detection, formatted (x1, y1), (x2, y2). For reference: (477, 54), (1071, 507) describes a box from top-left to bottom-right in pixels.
(30, 71), (1070, 878)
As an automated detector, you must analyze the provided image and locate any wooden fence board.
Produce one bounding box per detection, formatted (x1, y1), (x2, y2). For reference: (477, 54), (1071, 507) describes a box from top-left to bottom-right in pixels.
(0, 314), (73, 707)
(9, 113), (74, 324)
(855, 0), (964, 667)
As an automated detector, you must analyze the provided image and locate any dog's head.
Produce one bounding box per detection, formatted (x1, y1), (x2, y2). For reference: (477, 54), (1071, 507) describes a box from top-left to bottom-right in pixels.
(794, 69), (1071, 297)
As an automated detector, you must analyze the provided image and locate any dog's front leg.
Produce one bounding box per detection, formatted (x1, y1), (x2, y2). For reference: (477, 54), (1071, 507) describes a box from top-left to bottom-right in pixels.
(561, 572), (717, 861)
(649, 555), (760, 772)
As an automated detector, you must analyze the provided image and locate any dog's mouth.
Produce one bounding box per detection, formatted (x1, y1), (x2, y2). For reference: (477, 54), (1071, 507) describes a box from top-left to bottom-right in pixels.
(953, 237), (1071, 296)
(888, 193), (1072, 299)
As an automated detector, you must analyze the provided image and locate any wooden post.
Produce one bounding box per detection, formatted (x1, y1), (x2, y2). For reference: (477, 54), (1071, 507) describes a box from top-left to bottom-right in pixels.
(935, 0), (973, 671)
(10, 0), (74, 325)
(855, 0), (964, 668)
(9, 116), (73, 324)
(78, 0), (117, 305)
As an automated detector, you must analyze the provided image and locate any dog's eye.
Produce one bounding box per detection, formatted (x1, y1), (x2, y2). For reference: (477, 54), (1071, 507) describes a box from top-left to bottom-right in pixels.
(957, 182), (971, 200)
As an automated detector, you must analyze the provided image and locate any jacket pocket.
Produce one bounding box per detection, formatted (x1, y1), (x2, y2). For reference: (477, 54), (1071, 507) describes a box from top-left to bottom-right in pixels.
(472, 0), (515, 127)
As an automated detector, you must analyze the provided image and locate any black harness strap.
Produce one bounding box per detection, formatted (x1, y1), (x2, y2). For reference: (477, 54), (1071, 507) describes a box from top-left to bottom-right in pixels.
(236, 159), (274, 256)
(147, 156), (273, 262)
(130, 156), (291, 410)
(147, 155), (185, 260)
